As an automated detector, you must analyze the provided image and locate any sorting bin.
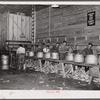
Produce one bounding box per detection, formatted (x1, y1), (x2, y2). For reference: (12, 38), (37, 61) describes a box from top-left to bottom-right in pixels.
(1, 55), (9, 70)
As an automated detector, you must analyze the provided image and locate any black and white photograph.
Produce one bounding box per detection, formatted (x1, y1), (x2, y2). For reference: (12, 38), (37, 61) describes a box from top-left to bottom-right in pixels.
(0, 1), (100, 99)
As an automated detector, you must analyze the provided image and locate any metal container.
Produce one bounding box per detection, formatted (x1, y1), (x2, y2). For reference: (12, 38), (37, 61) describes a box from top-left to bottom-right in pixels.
(45, 53), (51, 59)
(52, 52), (59, 59)
(74, 54), (84, 63)
(2, 65), (9, 70)
(37, 52), (43, 58)
(66, 53), (74, 61)
(1, 55), (9, 70)
(85, 55), (98, 65)
(29, 51), (34, 57)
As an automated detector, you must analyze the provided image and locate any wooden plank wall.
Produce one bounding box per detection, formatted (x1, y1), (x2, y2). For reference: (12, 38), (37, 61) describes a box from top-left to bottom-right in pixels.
(36, 5), (100, 47)
(0, 13), (7, 48)
(36, 7), (49, 39)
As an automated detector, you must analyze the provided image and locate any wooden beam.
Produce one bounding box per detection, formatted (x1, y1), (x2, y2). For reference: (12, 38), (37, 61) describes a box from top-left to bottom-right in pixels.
(6, 40), (31, 43)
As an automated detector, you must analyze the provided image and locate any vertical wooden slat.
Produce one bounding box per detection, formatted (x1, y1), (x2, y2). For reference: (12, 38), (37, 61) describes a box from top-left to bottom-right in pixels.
(21, 15), (22, 41)
(17, 13), (18, 41)
(21, 15), (25, 41)
(26, 16), (30, 41)
(29, 17), (32, 41)
(17, 14), (21, 41)
(7, 12), (9, 41)
(14, 14), (17, 41)
(12, 14), (14, 41)
(9, 14), (13, 40)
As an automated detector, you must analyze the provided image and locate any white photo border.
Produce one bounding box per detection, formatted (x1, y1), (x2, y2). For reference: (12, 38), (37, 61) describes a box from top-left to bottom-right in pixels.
(0, 1), (100, 99)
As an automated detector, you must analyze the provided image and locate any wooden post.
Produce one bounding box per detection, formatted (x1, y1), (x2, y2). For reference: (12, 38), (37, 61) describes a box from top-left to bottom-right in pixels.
(38, 59), (42, 72)
(60, 62), (66, 78)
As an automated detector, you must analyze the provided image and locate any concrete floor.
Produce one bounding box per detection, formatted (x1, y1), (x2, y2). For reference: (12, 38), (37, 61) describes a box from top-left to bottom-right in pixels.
(0, 70), (100, 90)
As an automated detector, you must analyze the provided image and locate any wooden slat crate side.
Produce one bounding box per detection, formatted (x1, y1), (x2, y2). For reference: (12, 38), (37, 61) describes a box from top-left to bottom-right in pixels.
(8, 13), (32, 41)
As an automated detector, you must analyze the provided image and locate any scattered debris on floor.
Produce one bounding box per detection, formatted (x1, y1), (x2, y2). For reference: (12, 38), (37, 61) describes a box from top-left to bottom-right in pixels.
(32, 81), (34, 83)
(39, 81), (44, 84)
(0, 78), (3, 81)
(93, 78), (100, 84)
(3, 80), (10, 83)
(71, 69), (90, 83)
(0, 71), (99, 90)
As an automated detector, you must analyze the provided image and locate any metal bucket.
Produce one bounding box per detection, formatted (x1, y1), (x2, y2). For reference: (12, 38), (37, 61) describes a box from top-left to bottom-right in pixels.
(52, 52), (59, 59)
(66, 53), (74, 61)
(29, 51), (34, 57)
(37, 52), (43, 58)
(1, 55), (9, 70)
(74, 54), (84, 63)
(2, 65), (9, 70)
(86, 55), (98, 65)
(45, 53), (51, 59)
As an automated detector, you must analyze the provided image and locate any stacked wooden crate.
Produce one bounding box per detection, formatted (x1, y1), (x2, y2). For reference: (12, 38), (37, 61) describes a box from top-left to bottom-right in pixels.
(0, 12), (32, 50)
(8, 13), (32, 41)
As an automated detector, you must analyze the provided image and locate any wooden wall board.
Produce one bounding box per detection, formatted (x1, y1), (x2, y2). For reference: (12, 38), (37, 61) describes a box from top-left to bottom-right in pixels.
(36, 5), (100, 46)
(50, 38), (57, 43)
(38, 39), (44, 44)
(76, 36), (86, 41)
(58, 37), (66, 43)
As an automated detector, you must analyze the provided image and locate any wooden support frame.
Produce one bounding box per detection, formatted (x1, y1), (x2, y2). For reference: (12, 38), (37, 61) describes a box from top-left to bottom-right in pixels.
(27, 57), (100, 84)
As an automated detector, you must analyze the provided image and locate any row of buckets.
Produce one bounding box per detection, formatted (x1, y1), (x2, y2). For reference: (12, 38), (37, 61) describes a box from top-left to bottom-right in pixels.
(1, 55), (9, 70)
